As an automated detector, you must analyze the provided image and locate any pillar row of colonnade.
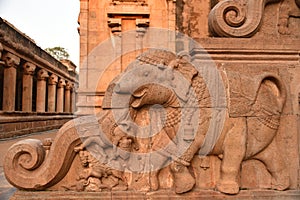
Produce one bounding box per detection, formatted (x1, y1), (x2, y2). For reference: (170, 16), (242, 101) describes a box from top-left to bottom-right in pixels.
(0, 51), (76, 114)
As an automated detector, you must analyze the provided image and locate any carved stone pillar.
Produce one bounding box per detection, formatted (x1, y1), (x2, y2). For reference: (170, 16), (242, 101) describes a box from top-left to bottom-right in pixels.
(2, 52), (20, 111)
(22, 62), (36, 112)
(0, 43), (4, 66)
(47, 74), (58, 112)
(56, 78), (66, 112)
(36, 69), (49, 112)
(64, 82), (72, 113)
(71, 83), (76, 113)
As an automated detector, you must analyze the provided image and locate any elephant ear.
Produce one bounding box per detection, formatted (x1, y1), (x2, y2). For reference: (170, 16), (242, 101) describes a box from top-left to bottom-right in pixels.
(252, 74), (287, 115)
(170, 58), (198, 102)
(227, 72), (287, 117)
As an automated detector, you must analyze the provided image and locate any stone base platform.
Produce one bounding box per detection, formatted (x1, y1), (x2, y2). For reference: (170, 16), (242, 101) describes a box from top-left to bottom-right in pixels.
(10, 190), (300, 200)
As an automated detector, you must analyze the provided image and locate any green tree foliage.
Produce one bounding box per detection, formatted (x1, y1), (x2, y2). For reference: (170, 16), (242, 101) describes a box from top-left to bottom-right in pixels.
(45, 46), (70, 61)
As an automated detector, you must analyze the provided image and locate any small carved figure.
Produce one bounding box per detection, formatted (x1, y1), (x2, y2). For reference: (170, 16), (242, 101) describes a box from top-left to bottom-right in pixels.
(74, 124), (138, 192)
(76, 149), (128, 191)
(278, 0), (300, 34)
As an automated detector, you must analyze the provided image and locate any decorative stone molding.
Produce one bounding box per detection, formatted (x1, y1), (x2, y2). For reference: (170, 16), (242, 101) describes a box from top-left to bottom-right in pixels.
(2, 52), (20, 68)
(23, 62), (36, 75)
(58, 78), (66, 88)
(37, 69), (49, 80)
(111, 0), (147, 5)
(48, 74), (58, 85)
(208, 0), (281, 37)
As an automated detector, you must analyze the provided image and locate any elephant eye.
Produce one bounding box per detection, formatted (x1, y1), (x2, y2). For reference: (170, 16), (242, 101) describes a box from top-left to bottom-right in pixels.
(144, 71), (149, 77)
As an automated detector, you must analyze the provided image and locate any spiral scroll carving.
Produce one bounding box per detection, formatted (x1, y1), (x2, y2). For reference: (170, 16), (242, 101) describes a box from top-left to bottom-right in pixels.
(3, 120), (82, 190)
(208, 0), (281, 37)
(5, 139), (45, 171)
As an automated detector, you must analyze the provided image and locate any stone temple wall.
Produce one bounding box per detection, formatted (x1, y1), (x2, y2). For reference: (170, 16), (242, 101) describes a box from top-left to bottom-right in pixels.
(0, 18), (78, 139)
(3, 0), (300, 199)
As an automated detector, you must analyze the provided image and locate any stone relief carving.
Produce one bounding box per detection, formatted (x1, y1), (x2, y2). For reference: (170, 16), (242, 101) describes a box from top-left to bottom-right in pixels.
(4, 49), (290, 195)
(74, 150), (128, 192)
(278, 0), (300, 35)
(208, 0), (281, 37)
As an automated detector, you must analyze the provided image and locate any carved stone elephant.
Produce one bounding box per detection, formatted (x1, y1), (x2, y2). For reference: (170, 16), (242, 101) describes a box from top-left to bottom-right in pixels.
(108, 49), (290, 194)
(3, 49), (290, 195)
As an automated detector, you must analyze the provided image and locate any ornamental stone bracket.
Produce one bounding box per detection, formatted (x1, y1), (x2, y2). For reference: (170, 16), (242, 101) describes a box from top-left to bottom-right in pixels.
(136, 18), (149, 36)
(136, 18), (149, 27)
(23, 62), (36, 75)
(208, 0), (281, 37)
(2, 51), (20, 68)
(108, 18), (122, 34)
(107, 18), (149, 36)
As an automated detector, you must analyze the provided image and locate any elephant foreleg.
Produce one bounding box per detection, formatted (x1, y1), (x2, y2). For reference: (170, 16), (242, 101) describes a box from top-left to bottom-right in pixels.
(254, 139), (290, 191)
(217, 117), (247, 194)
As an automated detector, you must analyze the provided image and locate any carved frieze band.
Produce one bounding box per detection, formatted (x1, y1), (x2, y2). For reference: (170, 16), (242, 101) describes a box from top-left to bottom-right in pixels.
(208, 0), (281, 37)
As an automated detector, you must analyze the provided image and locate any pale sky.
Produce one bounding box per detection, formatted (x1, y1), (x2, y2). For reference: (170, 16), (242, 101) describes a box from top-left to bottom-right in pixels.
(0, 0), (80, 67)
